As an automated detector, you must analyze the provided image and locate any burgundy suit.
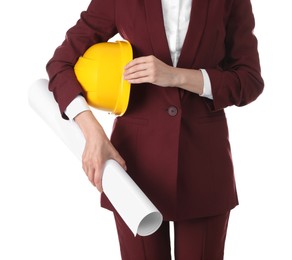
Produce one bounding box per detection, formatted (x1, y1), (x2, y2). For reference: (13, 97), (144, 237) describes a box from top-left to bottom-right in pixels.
(47, 0), (264, 222)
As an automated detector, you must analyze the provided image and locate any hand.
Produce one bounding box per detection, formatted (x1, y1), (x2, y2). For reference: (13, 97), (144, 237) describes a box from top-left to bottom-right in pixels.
(123, 55), (176, 87)
(75, 111), (126, 192)
(123, 55), (204, 95)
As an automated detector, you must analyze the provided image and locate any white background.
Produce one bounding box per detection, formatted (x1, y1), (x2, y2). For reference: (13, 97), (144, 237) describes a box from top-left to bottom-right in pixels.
(0, 0), (291, 259)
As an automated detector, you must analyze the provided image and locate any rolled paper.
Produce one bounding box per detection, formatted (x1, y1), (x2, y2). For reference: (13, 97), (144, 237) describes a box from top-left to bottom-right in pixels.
(28, 79), (163, 236)
(103, 159), (163, 236)
(28, 79), (85, 160)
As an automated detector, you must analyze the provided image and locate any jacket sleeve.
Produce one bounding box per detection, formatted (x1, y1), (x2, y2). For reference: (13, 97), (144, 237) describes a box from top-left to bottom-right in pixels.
(46, 0), (118, 119)
(205, 0), (264, 111)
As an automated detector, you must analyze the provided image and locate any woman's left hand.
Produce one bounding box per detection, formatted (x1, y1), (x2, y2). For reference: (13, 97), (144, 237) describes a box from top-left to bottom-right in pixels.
(123, 55), (176, 87)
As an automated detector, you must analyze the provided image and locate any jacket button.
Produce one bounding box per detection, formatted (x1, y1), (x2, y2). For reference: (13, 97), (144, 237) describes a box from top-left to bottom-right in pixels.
(167, 106), (178, 116)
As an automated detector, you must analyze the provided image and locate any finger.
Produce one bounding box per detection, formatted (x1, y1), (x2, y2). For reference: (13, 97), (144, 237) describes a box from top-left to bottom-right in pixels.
(126, 77), (150, 84)
(93, 165), (104, 192)
(86, 166), (96, 187)
(82, 157), (90, 179)
(124, 72), (149, 83)
(111, 152), (127, 171)
(124, 56), (149, 69)
(124, 63), (149, 78)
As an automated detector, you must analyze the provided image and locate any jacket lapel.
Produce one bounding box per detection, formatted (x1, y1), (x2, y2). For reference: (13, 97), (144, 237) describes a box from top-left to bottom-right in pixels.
(143, 0), (172, 65)
(177, 0), (210, 68)
(144, 0), (210, 68)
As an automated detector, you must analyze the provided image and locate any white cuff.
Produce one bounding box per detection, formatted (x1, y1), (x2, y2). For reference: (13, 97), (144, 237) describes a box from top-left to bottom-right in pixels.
(199, 69), (213, 100)
(64, 95), (90, 120)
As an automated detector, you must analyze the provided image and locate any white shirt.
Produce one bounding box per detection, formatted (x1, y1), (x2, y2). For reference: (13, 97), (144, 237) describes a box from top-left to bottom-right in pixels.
(65, 0), (213, 120)
(161, 0), (192, 67)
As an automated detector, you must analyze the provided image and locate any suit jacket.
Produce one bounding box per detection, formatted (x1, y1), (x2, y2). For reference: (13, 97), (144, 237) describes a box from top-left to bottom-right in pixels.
(47, 0), (264, 220)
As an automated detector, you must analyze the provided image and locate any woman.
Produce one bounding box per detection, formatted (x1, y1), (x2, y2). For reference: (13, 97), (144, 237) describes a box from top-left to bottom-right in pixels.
(46, 0), (264, 259)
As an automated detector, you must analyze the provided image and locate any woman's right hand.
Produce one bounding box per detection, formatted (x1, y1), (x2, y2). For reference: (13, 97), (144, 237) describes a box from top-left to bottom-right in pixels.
(74, 110), (126, 192)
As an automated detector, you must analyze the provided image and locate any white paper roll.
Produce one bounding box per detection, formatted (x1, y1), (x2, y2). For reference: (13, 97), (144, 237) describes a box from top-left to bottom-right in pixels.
(28, 79), (163, 236)
(103, 160), (163, 236)
(28, 79), (85, 160)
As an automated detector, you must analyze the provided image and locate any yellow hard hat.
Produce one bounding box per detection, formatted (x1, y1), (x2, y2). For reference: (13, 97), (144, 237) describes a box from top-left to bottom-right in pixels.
(74, 41), (132, 115)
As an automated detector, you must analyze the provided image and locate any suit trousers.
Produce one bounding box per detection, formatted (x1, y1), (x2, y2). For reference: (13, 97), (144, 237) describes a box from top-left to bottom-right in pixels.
(113, 211), (230, 260)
